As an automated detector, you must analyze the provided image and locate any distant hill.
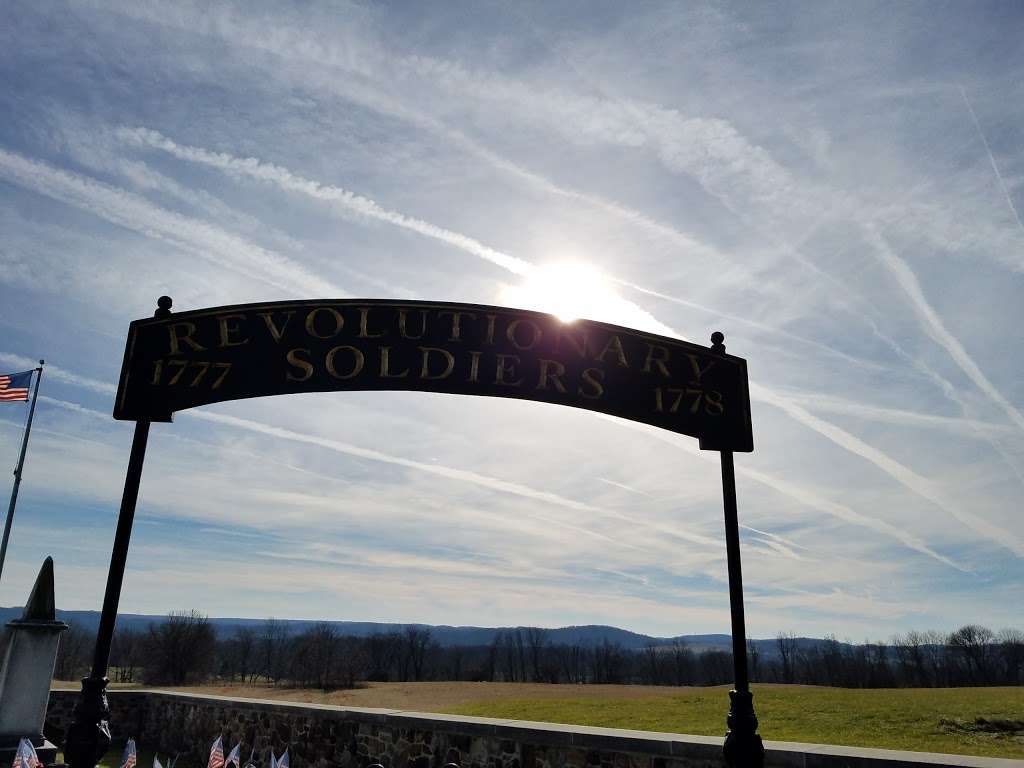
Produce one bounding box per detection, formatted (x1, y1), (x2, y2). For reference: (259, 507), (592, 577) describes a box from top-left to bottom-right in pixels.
(0, 606), (822, 658)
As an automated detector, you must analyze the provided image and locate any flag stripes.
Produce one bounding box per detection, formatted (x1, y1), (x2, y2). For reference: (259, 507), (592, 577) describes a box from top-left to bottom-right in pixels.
(208, 736), (225, 768)
(0, 371), (32, 402)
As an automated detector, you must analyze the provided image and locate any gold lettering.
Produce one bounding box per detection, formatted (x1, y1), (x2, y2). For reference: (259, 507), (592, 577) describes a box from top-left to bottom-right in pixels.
(326, 345), (364, 379)
(536, 359), (567, 392)
(485, 314), (497, 345)
(167, 322), (205, 354)
(285, 348), (314, 381)
(643, 344), (671, 378)
(495, 353), (522, 386)
(258, 311), (295, 343)
(704, 389), (724, 415)
(305, 307), (344, 339)
(358, 307), (386, 338)
(419, 346), (455, 380)
(468, 350), (482, 383)
(217, 313), (249, 348)
(597, 335), (629, 368)
(379, 346), (409, 378)
(398, 309), (427, 340)
(557, 327), (591, 359)
(579, 367), (605, 399)
(438, 310), (476, 342)
(686, 353), (716, 384)
(506, 318), (542, 351)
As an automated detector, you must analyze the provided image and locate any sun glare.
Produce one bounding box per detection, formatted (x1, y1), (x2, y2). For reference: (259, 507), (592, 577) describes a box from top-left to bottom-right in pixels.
(500, 262), (623, 324)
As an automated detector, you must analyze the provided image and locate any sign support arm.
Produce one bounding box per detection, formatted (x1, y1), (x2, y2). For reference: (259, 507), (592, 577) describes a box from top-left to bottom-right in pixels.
(65, 419), (151, 768)
(720, 448), (765, 767)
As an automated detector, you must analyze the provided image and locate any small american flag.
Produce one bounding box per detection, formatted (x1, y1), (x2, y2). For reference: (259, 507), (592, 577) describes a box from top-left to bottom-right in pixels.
(120, 739), (138, 768)
(276, 750), (288, 768)
(208, 736), (225, 768)
(0, 371), (31, 403)
(225, 743), (242, 768)
(11, 739), (39, 768)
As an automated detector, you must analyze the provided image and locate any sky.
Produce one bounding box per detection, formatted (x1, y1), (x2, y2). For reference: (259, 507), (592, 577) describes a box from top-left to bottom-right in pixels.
(0, 0), (1022, 641)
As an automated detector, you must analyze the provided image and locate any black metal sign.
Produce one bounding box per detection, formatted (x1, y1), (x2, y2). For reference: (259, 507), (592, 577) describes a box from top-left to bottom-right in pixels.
(70, 297), (763, 768)
(114, 299), (752, 451)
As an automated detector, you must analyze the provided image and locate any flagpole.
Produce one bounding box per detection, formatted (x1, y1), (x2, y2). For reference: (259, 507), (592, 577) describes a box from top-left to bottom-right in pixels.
(0, 359), (44, 585)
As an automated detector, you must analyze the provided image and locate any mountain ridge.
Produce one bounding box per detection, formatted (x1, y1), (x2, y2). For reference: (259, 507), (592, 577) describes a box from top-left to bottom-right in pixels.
(0, 606), (822, 655)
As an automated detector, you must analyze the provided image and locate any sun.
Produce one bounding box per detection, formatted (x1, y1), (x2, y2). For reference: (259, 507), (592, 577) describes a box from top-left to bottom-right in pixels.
(499, 262), (623, 323)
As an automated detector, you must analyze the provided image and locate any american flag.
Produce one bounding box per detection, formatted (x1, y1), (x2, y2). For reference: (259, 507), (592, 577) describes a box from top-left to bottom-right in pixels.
(120, 739), (138, 768)
(225, 743), (242, 768)
(276, 750), (288, 768)
(208, 736), (225, 768)
(11, 739), (39, 768)
(0, 371), (31, 403)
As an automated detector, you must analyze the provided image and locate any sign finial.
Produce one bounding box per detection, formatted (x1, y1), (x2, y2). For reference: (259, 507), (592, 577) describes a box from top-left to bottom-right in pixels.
(711, 331), (726, 352)
(155, 296), (173, 318)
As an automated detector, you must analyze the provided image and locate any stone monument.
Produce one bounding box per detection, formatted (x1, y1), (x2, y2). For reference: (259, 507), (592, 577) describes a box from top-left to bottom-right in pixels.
(0, 557), (68, 766)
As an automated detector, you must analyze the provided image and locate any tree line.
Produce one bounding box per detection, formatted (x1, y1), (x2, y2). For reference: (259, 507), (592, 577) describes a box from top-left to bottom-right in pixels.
(53, 613), (1023, 689)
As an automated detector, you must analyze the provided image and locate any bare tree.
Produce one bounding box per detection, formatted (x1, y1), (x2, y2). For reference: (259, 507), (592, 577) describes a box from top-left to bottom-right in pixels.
(402, 626), (433, 681)
(110, 627), (142, 683)
(142, 610), (217, 685)
(641, 643), (663, 685)
(590, 640), (626, 683)
(54, 623), (92, 681)
(258, 618), (289, 684)
(525, 627), (549, 682)
(669, 639), (693, 686)
(747, 639), (761, 683)
(556, 642), (587, 683)
(366, 632), (402, 681)
(996, 628), (1024, 685)
(949, 624), (995, 683)
(776, 632), (798, 683)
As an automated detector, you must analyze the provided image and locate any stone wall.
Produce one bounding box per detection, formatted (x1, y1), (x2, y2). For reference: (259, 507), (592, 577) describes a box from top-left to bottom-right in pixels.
(45, 690), (1019, 768)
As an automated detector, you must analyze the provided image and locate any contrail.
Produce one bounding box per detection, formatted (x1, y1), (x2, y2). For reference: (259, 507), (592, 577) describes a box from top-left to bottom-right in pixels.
(865, 227), (1024, 437)
(189, 410), (721, 551)
(0, 353), (117, 396)
(0, 148), (345, 298)
(596, 414), (970, 572)
(5, 349), (720, 554)
(122, 127), (893, 369)
(960, 85), (1024, 235)
(117, 127), (532, 277)
(755, 383), (1024, 557)
(787, 390), (1016, 437)
(119, 129), (1021, 554)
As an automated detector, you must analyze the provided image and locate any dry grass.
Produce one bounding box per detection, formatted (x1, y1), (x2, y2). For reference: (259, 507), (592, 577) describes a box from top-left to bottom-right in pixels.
(175, 681), (689, 709)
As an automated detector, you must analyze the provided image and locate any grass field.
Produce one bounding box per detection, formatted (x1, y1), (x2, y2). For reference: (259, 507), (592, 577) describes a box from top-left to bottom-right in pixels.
(53, 681), (1024, 760)
(447, 684), (1024, 759)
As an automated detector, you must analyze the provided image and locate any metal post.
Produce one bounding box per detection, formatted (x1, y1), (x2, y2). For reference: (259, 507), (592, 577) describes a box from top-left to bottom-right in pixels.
(720, 448), (764, 767)
(65, 419), (151, 768)
(0, 360), (44, 584)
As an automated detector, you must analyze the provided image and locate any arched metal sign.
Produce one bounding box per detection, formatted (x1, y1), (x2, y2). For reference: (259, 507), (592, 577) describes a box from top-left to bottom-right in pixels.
(113, 298), (753, 451)
(66, 297), (764, 768)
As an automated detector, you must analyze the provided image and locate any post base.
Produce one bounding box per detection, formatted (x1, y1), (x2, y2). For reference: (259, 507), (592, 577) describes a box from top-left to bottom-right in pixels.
(63, 677), (111, 768)
(723, 689), (764, 768)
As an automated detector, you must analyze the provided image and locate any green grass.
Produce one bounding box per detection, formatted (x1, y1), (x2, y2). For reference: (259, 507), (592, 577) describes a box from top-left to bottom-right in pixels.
(445, 685), (1024, 759)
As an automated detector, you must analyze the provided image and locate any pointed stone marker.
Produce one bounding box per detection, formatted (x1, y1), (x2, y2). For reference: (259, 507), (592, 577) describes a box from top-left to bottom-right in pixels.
(0, 557), (68, 766)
